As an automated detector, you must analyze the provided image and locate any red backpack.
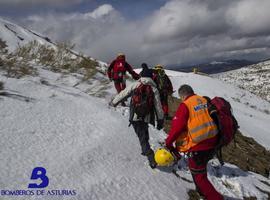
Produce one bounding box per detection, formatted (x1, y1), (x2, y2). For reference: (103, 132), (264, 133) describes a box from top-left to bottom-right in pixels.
(209, 97), (239, 146)
(207, 97), (239, 165)
(112, 60), (126, 80)
(132, 84), (154, 117)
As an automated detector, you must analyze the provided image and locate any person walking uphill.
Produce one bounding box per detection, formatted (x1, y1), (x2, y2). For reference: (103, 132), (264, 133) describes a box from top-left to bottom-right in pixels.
(107, 53), (140, 94)
(140, 63), (153, 78)
(165, 85), (223, 200)
(111, 66), (164, 169)
(152, 65), (173, 119)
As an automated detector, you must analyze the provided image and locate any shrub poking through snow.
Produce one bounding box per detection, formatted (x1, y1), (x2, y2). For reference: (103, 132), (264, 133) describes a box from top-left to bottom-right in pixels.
(0, 38), (7, 51)
(0, 40), (99, 79)
(0, 51), (37, 78)
(0, 81), (3, 90)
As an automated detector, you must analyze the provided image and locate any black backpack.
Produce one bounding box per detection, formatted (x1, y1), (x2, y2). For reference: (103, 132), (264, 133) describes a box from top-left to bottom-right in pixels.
(153, 70), (166, 90)
(131, 83), (154, 117)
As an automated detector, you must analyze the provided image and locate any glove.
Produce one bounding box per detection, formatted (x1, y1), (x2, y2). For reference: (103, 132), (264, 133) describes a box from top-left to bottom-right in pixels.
(108, 100), (114, 107)
(165, 142), (181, 160)
(157, 119), (164, 130)
(170, 148), (182, 160)
(108, 98), (117, 107)
(132, 73), (140, 80)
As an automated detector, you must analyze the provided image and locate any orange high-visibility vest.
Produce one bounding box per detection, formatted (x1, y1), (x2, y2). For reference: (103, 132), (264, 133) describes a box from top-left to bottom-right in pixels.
(176, 95), (218, 152)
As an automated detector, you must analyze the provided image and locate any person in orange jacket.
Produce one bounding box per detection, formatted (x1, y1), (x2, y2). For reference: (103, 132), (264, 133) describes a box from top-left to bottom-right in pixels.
(165, 84), (223, 200)
(107, 53), (140, 94)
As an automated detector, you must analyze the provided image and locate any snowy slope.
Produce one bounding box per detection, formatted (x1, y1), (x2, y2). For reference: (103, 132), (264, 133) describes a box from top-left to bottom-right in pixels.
(0, 18), (54, 51)
(0, 70), (190, 200)
(0, 67), (270, 199)
(214, 60), (270, 103)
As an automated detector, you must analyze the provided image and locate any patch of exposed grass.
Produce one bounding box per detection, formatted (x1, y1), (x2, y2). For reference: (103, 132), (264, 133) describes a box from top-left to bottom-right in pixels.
(0, 38), (8, 66)
(187, 190), (201, 200)
(1, 54), (37, 78)
(0, 40), (99, 80)
(222, 132), (270, 177)
(0, 81), (4, 90)
(164, 95), (181, 133)
(0, 38), (7, 50)
(0, 57), (3, 66)
(243, 197), (257, 200)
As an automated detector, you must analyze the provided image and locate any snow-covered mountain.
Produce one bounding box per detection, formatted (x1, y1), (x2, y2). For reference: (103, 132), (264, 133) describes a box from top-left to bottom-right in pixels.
(215, 60), (270, 103)
(0, 18), (54, 52)
(169, 59), (257, 74)
(0, 17), (107, 67)
(1, 18), (270, 199)
(0, 17), (108, 96)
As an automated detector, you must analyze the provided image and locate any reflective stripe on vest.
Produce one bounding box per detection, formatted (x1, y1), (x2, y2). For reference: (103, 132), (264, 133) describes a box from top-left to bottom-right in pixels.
(191, 129), (218, 143)
(190, 121), (216, 134)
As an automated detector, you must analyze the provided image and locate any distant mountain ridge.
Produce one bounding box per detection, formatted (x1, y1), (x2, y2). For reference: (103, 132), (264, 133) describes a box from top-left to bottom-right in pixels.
(169, 59), (258, 74)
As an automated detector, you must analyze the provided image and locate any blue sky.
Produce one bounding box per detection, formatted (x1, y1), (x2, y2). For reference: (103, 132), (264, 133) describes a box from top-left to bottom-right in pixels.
(1, 0), (167, 20)
(77, 0), (168, 20)
(1, 0), (270, 66)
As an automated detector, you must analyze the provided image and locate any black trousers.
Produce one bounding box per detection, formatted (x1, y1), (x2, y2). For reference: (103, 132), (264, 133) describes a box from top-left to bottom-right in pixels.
(131, 121), (155, 162)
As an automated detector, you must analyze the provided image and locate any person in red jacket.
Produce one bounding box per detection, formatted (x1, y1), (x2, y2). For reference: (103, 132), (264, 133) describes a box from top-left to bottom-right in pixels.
(165, 84), (223, 200)
(107, 53), (140, 93)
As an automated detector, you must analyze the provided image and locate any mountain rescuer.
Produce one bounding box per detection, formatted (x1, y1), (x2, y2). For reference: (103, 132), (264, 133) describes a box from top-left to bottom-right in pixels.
(140, 63), (153, 78)
(165, 84), (223, 200)
(152, 64), (173, 119)
(111, 66), (164, 168)
(107, 53), (140, 94)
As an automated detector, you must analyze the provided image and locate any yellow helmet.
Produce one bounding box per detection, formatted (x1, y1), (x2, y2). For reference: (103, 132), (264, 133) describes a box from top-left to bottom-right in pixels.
(117, 52), (125, 58)
(154, 148), (175, 166)
(118, 52), (124, 56)
(154, 64), (164, 70)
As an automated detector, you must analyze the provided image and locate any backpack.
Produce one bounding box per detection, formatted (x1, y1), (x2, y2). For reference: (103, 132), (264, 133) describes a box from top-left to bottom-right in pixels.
(154, 70), (169, 92)
(207, 97), (239, 164)
(112, 60), (126, 80)
(132, 83), (154, 117)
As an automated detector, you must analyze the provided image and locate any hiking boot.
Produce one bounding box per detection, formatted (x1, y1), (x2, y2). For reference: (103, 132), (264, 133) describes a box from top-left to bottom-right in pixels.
(149, 160), (157, 169)
(141, 152), (147, 156)
(146, 151), (157, 169)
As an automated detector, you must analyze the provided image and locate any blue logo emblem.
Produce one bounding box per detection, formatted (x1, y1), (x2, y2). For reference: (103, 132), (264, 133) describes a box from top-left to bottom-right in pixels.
(28, 167), (49, 188)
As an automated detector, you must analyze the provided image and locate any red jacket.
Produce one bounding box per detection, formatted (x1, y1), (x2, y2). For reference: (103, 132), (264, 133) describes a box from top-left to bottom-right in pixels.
(166, 95), (218, 152)
(107, 58), (139, 80)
